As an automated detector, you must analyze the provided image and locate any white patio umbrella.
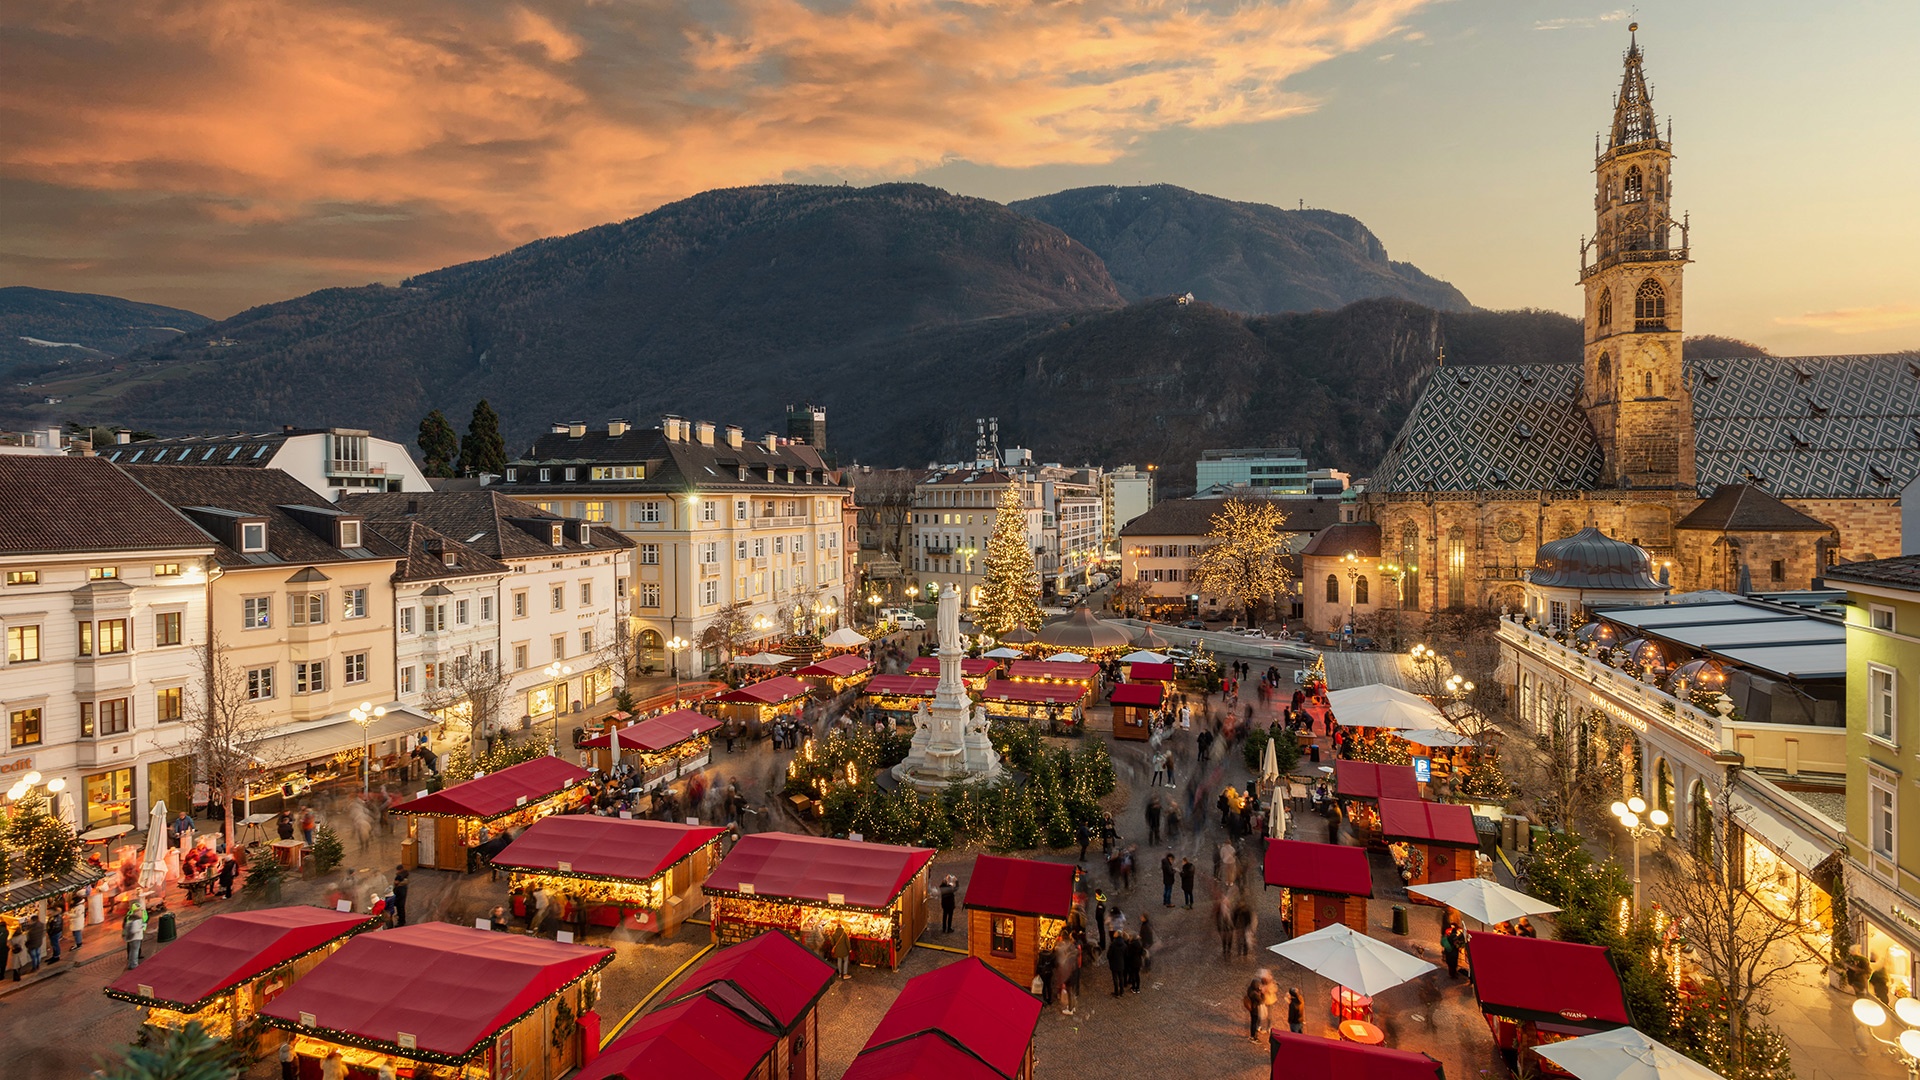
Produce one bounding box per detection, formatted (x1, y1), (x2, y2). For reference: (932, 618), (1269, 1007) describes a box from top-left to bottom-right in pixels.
(137, 800), (170, 895)
(1398, 727), (1477, 748)
(1333, 698), (1447, 731)
(1407, 878), (1560, 926)
(983, 647), (1025, 659)
(1046, 651), (1089, 663)
(821, 627), (868, 648)
(1267, 922), (1437, 997)
(1260, 737), (1280, 785)
(1121, 650), (1171, 664)
(1533, 1027), (1729, 1080)
(1326, 683), (1435, 711)
(737, 652), (794, 667)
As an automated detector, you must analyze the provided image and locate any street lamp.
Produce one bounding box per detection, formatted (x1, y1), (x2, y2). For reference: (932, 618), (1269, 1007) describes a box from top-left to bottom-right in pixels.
(348, 701), (387, 792)
(1610, 795), (1670, 915)
(1853, 997), (1920, 1079)
(906, 585), (920, 610)
(1340, 551), (1362, 645)
(752, 614), (773, 645)
(665, 636), (689, 700)
(6, 770), (68, 824)
(867, 593), (882, 628)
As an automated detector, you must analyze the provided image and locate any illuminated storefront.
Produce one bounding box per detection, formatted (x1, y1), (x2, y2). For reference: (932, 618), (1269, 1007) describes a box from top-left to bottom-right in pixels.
(492, 817), (727, 936)
(392, 757), (590, 871)
(84, 767), (134, 829)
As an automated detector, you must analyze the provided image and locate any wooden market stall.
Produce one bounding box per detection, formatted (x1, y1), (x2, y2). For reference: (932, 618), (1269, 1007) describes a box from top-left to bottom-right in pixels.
(1108, 682), (1164, 741)
(842, 957), (1042, 1080)
(1333, 761), (1421, 848)
(705, 833), (934, 970)
(862, 675), (938, 720)
(714, 676), (812, 726)
(1006, 659), (1100, 690)
(579, 709), (720, 781)
(1466, 932), (1631, 1078)
(1268, 1031), (1446, 1080)
(792, 653), (873, 694)
(490, 817), (728, 936)
(905, 656), (999, 689)
(258, 923), (613, 1080)
(1261, 838), (1375, 935)
(104, 907), (375, 1051)
(392, 757), (591, 871)
(977, 679), (1090, 729)
(578, 930), (835, 1080)
(963, 855), (1075, 987)
(1124, 661), (1176, 685)
(1377, 798), (1480, 894)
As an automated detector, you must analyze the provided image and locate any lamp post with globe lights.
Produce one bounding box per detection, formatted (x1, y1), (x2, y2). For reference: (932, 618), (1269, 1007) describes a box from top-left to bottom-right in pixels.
(1854, 996), (1920, 1079)
(665, 636), (689, 701)
(6, 770), (69, 823)
(348, 701), (387, 792)
(1612, 795), (1670, 915)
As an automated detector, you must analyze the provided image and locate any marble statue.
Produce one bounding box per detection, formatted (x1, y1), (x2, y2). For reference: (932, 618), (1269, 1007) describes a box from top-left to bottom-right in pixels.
(891, 584), (1004, 793)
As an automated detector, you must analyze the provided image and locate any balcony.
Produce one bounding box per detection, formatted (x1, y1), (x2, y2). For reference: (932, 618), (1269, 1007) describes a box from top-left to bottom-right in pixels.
(1498, 617), (1721, 750)
(327, 459), (390, 478)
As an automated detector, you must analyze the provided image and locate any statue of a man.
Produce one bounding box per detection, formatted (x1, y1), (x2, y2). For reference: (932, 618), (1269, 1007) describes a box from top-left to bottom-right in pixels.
(938, 583), (961, 653)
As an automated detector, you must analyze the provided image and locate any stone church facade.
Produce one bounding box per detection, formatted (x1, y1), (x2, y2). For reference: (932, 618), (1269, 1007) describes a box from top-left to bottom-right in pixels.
(1361, 28), (1920, 618)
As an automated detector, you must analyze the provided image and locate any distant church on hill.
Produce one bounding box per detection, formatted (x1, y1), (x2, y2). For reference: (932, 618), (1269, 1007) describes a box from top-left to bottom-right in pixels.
(1357, 25), (1920, 617)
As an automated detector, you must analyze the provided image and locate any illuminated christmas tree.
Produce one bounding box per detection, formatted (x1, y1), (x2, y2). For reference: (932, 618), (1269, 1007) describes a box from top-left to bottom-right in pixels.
(975, 483), (1044, 637)
(3, 788), (77, 880)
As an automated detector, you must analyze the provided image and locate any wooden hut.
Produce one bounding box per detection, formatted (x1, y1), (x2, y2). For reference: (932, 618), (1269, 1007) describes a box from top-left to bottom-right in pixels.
(1124, 661), (1177, 685)
(490, 817), (728, 936)
(977, 679), (1089, 728)
(104, 907), (374, 1051)
(579, 709), (720, 780)
(792, 653), (873, 694)
(842, 957), (1042, 1080)
(1333, 761), (1421, 847)
(1261, 838), (1375, 935)
(963, 855), (1075, 986)
(392, 757), (590, 871)
(905, 656), (998, 689)
(258, 923), (612, 1080)
(705, 834), (934, 970)
(1006, 659), (1099, 690)
(862, 675), (939, 720)
(1467, 932), (1631, 1077)
(714, 676), (811, 726)
(1377, 798), (1480, 895)
(1108, 682), (1164, 741)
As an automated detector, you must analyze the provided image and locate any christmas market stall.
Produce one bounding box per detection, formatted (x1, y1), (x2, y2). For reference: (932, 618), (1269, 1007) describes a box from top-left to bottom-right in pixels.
(1377, 798), (1480, 894)
(714, 676), (811, 727)
(906, 656), (999, 689)
(1466, 932), (1631, 1078)
(1334, 761), (1422, 847)
(258, 923), (613, 1080)
(104, 907), (375, 1051)
(705, 833), (934, 970)
(1124, 661), (1176, 685)
(978, 679), (1090, 730)
(1006, 659), (1100, 692)
(1268, 1031), (1446, 1080)
(391, 757), (591, 872)
(842, 957), (1042, 1080)
(861, 675), (939, 721)
(1262, 838), (1374, 935)
(963, 854), (1075, 986)
(0, 865), (104, 921)
(1107, 682), (1165, 741)
(792, 653), (873, 695)
(578, 930), (834, 1080)
(490, 817), (728, 936)
(579, 709), (721, 781)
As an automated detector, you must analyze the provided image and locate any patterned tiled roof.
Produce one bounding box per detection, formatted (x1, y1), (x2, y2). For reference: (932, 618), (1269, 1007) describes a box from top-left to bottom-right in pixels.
(1372, 364), (1604, 493)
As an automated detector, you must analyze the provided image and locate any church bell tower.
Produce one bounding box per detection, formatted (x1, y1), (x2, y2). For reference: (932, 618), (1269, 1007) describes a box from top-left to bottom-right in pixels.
(1580, 24), (1694, 490)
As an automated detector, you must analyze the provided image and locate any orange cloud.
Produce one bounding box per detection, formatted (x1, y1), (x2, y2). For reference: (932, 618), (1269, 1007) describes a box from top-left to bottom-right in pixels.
(0, 0), (1431, 311)
(1774, 305), (1920, 335)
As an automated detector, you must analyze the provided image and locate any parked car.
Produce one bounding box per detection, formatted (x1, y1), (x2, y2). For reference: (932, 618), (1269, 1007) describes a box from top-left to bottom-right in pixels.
(1178, 620), (1205, 631)
(879, 608), (927, 630)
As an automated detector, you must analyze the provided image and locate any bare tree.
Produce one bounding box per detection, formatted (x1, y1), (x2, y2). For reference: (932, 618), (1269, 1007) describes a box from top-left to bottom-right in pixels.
(698, 602), (754, 667)
(421, 649), (516, 753)
(1512, 681), (1621, 831)
(594, 614), (640, 691)
(1107, 579), (1150, 618)
(182, 634), (283, 852)
(850, 468), (918, 564)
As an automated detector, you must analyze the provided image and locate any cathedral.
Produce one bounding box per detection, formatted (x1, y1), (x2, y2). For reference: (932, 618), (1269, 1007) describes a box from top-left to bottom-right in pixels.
(1362, 26), (1920, 616)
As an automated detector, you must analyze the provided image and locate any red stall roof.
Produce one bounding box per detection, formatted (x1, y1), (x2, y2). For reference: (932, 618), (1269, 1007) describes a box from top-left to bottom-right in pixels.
(716, 675), (810, 705)
(1269, 1031), (1446, 1080)
(576, 995), (774, 1080)
(964, 855), (1075, 918)
(390, 757), (589, 821)
(105, 906), (373, 1012)
(490, 817), (726, 882)
(1109, 682), (1165, 708)
(1378, 798), (1479, 847)
(864, 674), (939, 698)
(843, 1034), (1009, 1080)
(706, 833), (935, 910)
(793, 654), (871, 679)
(1262, 838), (1375, 898)
(580, 709), (721, 750)
(1007, 659), (1099, 682)
(1335, 760), (1421, 803)
(1126, 661), (1177, 683)
(906, 657), (999, 678)
(1467, 932), (1631, 1030)
(662, 930), (835, 1034)
(258, 923), (612, 1064)
(859, 958), (1041, 1080)
(979, 679), (1087, 706)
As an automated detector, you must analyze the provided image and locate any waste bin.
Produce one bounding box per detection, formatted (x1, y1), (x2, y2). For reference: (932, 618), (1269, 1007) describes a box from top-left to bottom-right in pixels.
(1308, 743), (1321, 763)
(156, 909), (177, 943)
(1390, 905), (1408, 936)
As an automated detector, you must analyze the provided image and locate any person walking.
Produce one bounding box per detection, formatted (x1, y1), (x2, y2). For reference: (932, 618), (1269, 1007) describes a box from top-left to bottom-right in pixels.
(218, 854), (239, 900)
(938, 875), (958, 933)
(391, 866), (410, 927)
(1440, 921), (1462, 978)
(278, 1042), (297, 1080)
(1035, 943), (1056, 1006)
(1180, 858), (1196, 908)
(298, 806), (316, 847)
(1123, 930), (1143, 993)
(1161, 852), (1176, 907)
(23, 913), (45, 972)
(67, 899), (86, 955)
(1093, 892), (1108, 953)
(1231, 898), (1253, 958)
(1145, 795), (1162, 846)
(1286, 987), (1305, 1033)
(827, 920), (852, 979)
(1138, 913), (1154, 980)
(1059, 937), (1081, 1016)
(1077, 820), (1092, 862)
(7, 932), (26, 982)
(123, 904), (147, 970)
(1107, 931), (1128, 996)
(1244, 969), (1278, 1042)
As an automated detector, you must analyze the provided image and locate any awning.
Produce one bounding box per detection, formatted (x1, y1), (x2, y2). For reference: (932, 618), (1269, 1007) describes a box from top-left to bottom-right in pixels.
(1268, 1031), (1445, 1080)
(1378, 798), (1479, 847)
(706, 833), (934, 910)
(1006, 659), (1098, 682)
(254, 704), (435, 767)
(856, 957), (1040, 1080)
(0, 865), (104, 916)
(658, 930), (835, 1033)
(105, 906), (375, 1012)
(793, 654), (871, 679)
(1731, 789), (1839, 878)
(579, 709), (720, 750)
(1335, 761), (1422, 802)
(489, 818), (726, 882)
(1466, 931), (1631, 1030)
(863, 675), (938, 698)
(906, 657), (999, 678)
(1262, 838), (1375, 897)
(715, 675), (810, 705)
(1109, 683), (1165, 708)
(979, 679), (1087, 706)
(390, 757), (589, 820)
(963, 855), (1075, 918)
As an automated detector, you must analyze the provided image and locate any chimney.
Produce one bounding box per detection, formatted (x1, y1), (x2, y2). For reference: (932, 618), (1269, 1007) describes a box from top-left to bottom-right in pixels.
(116, 430), (132, 445)
(608, 419), (629, 437)
(695, 421), (715, 446)
(550, 422), (569, 434)
(662, 415), (683, 441)
(567, 421), (586, 439)
(725, 425), (744, 449)
(764, 432), (779, 453)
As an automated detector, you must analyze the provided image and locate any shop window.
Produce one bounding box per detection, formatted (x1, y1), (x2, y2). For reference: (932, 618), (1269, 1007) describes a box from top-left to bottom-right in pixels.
(84, 768), (134, 829)
(990, 914), (1017, 957)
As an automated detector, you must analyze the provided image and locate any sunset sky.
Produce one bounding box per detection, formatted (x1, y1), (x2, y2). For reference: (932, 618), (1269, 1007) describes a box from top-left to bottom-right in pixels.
(3, 0), (1915, 353)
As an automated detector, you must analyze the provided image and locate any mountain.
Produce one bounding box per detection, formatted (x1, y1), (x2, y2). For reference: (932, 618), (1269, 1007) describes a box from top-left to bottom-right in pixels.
(1010, 185), (1471, 314)
(0, 287), (210, 371)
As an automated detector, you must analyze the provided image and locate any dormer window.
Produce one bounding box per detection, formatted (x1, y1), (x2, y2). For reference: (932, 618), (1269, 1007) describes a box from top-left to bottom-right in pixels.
(506, 468), (517, 482)
(539, 468), (551, 482)
(579, 524), (592, 544)
(241, 522), (268, 553)
(564, 467), (577, 481)
(550, 523), (564, 547)
(337, 520), (362, 549)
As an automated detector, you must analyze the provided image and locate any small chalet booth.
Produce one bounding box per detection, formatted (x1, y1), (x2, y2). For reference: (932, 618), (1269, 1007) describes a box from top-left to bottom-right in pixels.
(978, 679), (1090, 730)
(964, 855), (1075, 986)
(1262, 838), (1374, 934)
(862, 675), (938, 721)
(1007, 659), (1100, 693)
(792, 653), (873, 694)
(842, 957), (1042, 1080)
(259, 923), (612, 1080)
(706, 833), (934, 970)
(104, 907), (374, 1050)
(906, 656), (999, 689)
(579, 930), (834, 1080)
(1124, 661), (1177, 685)
(580, 709), (720, 781)
(1377, 798), (1480, 894)
(1108, 682), (1164, 741)
(490, 817), (727, 936)
(392, 757), (591, 871)
(1268, 1031), (1446, 1080)
(1467, 932), (1631, 1078)
(714, 676), (811, 727)
(1334, 760), (1421, 847)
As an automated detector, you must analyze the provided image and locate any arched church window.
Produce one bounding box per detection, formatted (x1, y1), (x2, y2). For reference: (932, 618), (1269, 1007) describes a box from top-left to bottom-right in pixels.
(1645, 372), (1655, 395)
(1355, 577), (1369, 605)
(1326, 574), (1339, 605)
(1597, 352), (1613, 388)
(1635, 278), (1667, 330)
(1597, 289), (1613, 331)
(1624, 167), (1643, 203)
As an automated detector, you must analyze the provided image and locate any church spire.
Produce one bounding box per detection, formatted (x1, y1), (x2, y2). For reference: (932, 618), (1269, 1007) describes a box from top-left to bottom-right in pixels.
(1608, 22), (1660, 151)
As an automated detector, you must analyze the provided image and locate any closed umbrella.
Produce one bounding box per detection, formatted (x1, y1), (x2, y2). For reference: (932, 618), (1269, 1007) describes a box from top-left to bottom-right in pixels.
(137, 801), (170, 896)
(1533, 1027), (1729, 1080)
(1268, 789), (1286, 837)
(1260, 737), (1280, 785)
(1267, 922), (1437, 997)
(1407, 878), (1560, 926)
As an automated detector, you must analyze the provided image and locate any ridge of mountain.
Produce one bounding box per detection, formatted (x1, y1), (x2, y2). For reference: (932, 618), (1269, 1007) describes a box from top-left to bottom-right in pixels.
(0, 287), (211, 371)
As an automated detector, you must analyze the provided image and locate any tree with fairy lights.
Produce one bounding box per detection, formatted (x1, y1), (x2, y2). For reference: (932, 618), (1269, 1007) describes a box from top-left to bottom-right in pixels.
(1190, 496), (1294, 625)
(974, 484), (1043, 638)
(3, 787), (78, 881)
